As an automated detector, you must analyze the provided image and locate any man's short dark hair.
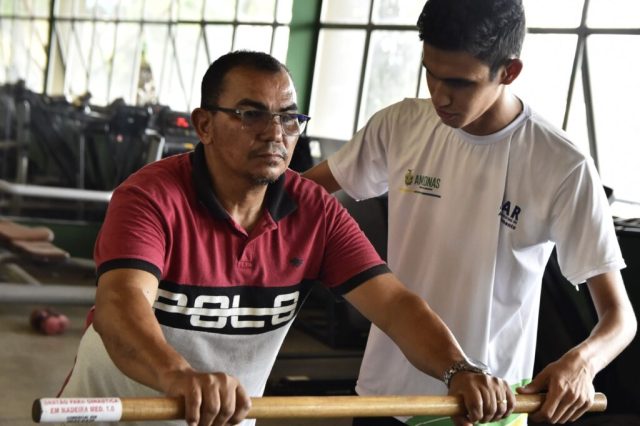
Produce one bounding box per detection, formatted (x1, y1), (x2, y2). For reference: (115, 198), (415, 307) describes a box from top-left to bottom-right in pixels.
(417, 0), (526, 78)
(200, 50), (290, 107)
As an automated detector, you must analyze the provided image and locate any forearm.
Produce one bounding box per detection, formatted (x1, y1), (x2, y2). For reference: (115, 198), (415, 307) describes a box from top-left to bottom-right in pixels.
(521, 272), (636, 423)
(347, 274), (515, 424)
(93, 273), (193, 392)
(568, 298), (636, 376)
(93, 272), (252, 426)
(302, 160), (342, 193)
(383, 291), (466, 379)
(346, 275), (465, 381)
(571, 271), (637, 376)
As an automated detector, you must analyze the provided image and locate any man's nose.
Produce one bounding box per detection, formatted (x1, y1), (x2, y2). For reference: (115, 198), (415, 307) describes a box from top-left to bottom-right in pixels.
(430, 81), (451, 107)
(261, 115), (285, 140)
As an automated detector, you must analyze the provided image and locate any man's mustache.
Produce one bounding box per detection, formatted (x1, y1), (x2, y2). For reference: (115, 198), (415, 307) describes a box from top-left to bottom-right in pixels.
(248, 144), (288, 160)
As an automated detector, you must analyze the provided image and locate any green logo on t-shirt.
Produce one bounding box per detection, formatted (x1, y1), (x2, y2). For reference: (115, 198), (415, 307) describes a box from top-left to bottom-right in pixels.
(405, 169), (440, 190)
(405, 169), (415, 186)
(402, 169), (442, 198)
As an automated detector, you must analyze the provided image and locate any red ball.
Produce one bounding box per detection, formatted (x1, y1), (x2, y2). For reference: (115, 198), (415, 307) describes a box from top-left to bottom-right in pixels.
(30, 308), (70, 335)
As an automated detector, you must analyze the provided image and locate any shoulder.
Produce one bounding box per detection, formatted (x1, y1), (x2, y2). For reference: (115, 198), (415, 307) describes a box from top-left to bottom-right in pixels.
(355, 98), (439, 148)
(511, 105), (602, 204)
(370, 98), (437, 126)
(284, 169), (350, 222)
(115, 152), (193, 200)
(285, 169), (335, 204)
(517, 104), (591, 171)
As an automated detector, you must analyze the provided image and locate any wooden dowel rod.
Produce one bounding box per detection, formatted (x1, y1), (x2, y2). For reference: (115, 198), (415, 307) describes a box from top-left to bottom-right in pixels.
(33, 392), (607, 423)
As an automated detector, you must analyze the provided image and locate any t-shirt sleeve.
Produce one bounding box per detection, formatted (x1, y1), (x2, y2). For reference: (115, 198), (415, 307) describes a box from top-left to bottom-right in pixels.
(317, 192), (389, 295)
(328, 107), (392, 200)
(549, 158), (625, 285)
(94, 184), (167, 279)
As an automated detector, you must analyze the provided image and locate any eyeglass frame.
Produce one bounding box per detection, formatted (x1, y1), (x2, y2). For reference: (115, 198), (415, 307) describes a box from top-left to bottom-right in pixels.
(201, 105), (311, 136)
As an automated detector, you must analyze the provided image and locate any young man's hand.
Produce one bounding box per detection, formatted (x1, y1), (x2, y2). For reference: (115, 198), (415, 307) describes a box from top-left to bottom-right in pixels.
(517, 351), (595, 423)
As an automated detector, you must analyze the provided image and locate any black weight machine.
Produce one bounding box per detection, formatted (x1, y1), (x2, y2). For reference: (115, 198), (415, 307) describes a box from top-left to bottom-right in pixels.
(0, 83), (198, 305)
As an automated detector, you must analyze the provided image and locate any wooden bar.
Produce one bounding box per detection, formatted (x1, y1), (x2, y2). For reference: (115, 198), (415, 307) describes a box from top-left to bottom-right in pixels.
(33, 393), (607, 422)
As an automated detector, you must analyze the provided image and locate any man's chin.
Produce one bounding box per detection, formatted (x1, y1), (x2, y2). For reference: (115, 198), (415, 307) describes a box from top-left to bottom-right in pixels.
(439, 117), (463, 129)
(248, 164), (287, 186)
(250, 171), (283, 186)
(253, 177), (277, 185)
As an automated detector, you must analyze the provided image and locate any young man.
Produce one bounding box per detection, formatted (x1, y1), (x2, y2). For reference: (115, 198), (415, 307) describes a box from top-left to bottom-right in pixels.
(59, 51), (514, 426)
(304, 1), (637, 425)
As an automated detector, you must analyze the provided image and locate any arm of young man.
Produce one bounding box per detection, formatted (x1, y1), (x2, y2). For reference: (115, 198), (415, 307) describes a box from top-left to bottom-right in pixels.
(93, 268), (252, 426)
(344, 272), (516, 425)
(518, 270), (637, 423)
(303, 160), (342, 193)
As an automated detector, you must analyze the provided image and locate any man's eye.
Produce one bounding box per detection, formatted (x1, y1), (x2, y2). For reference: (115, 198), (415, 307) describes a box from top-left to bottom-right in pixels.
(281, 114), (297, 125)
(447, 80), (473, 88)
(242, 110), (265, 120)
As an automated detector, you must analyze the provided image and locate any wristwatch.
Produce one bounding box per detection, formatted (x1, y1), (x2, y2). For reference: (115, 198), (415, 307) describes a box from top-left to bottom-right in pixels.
(443, 358), (491, 387)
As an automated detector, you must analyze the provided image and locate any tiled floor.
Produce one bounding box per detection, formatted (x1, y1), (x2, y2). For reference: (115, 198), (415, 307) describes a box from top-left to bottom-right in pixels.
(0, 303), (89, 425)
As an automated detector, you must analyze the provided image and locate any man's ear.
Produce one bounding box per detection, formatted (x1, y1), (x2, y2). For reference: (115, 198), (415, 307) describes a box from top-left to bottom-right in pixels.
(191, 108), (213, 145)
(501, 58), (523, 85)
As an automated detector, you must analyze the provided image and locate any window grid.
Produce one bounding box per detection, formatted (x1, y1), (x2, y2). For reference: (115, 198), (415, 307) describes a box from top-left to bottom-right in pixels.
(317, 0), (640, 147)
(312, 0), (640, 206)
(0, 10), (50, 91)
(0, 0), (291, 111)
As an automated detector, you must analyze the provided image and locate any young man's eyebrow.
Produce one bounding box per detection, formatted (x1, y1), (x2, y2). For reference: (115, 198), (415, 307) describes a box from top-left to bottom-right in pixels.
(235, 99), (298, 112)
(422, 64), (475, 85)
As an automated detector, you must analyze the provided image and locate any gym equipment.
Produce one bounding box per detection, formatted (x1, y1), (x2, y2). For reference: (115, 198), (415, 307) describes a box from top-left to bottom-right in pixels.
(0, 218), (94, 306)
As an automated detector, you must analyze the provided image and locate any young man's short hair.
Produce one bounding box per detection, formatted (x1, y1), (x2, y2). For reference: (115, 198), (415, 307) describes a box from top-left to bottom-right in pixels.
(417, 0), (526, 78)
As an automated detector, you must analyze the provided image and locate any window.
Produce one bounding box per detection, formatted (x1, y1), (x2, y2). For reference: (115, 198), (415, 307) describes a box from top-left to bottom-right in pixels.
(308, 0), (423, 140)
(308, 0), (640, 213)
(587, 35), (640, 206)
(1, 0), (293, 111)
(518, 0), (640, 211)
(0, 1), (50, 92)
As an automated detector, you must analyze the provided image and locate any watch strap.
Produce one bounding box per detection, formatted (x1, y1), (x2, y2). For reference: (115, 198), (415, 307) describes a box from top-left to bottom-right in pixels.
(442, 359), (490, 387)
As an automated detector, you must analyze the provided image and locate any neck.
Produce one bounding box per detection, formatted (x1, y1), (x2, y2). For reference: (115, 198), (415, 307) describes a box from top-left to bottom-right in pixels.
(204, 155), (269, 233)
(464, 90), (523, 136)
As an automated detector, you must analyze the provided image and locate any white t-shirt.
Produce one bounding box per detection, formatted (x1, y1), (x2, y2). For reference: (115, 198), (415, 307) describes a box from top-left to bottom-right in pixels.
(329, 98), (625, 424)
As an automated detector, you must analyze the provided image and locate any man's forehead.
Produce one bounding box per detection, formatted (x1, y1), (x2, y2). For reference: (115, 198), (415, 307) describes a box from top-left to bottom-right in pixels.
(220, 67), (296, 106)
(422, 43), (490, 80)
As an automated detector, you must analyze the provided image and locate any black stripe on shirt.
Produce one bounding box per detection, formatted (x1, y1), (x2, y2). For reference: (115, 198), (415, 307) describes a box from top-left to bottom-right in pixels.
(332, 264), (391, 296)
(97, 258), (162, 280)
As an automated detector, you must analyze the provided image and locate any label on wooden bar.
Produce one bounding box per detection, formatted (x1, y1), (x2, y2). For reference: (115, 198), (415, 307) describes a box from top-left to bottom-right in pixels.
(39, 398), (123, 422)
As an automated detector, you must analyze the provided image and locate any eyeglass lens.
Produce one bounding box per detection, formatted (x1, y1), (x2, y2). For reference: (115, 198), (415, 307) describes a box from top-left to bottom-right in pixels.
(241, 110), (307, 135)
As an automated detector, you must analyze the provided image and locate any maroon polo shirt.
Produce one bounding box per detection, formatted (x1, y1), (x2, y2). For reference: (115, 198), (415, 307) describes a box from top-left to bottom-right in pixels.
(94, 142), (388, 335)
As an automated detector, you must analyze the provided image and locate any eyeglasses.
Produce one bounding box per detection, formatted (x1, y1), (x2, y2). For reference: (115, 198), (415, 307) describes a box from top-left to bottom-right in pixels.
(203, 105), (311, 136)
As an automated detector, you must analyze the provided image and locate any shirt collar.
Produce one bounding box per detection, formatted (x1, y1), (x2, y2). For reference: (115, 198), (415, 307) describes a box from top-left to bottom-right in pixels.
(190, 143), (297, 222)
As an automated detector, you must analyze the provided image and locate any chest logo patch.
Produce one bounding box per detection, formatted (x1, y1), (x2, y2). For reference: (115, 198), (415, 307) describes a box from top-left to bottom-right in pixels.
(401, 169), (442, 198)
(499, 200), (522, 230)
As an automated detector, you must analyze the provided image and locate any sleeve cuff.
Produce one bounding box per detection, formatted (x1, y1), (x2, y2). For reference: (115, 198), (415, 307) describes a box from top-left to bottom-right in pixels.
(331, 263), (391, 295)
(96, 258), (162, 280)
